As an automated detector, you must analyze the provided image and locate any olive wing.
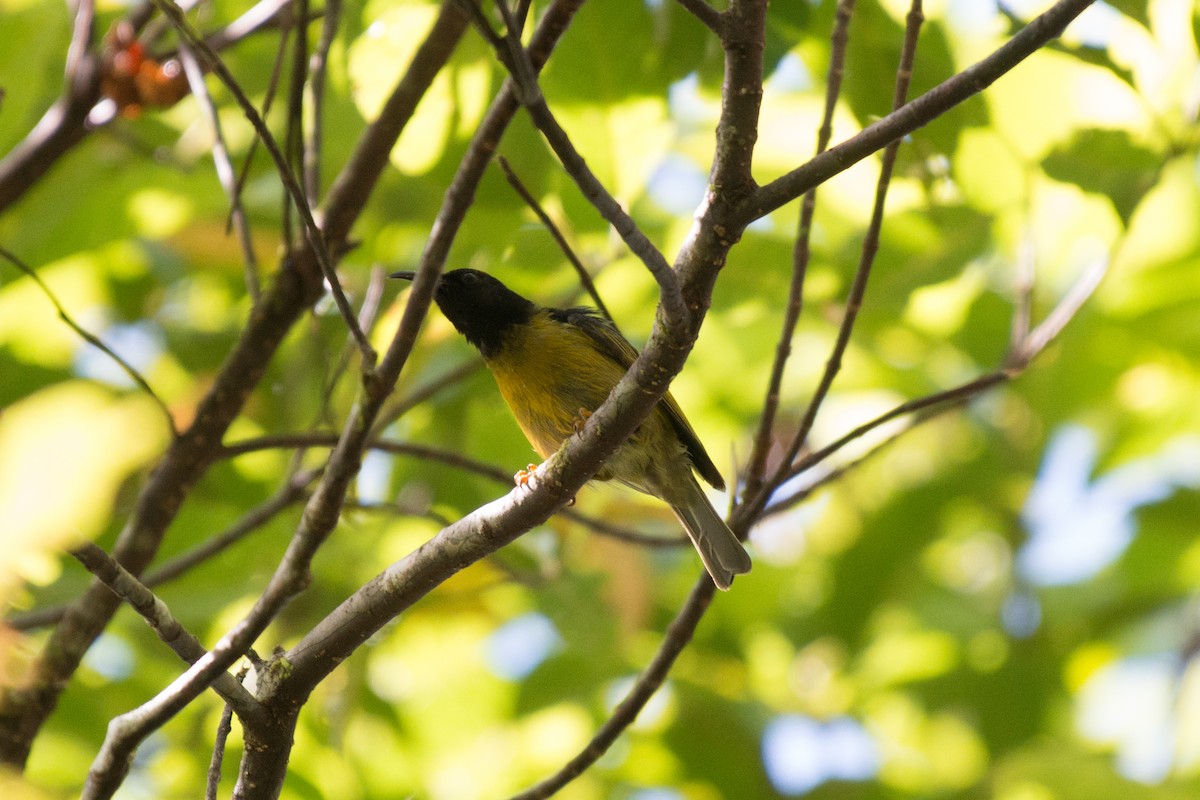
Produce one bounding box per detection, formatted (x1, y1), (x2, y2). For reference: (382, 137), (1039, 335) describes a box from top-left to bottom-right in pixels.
(549, 307), (726, 490)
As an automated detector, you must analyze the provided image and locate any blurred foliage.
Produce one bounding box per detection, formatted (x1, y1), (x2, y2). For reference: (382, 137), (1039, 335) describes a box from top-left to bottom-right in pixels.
(1, 0), (1199, 798)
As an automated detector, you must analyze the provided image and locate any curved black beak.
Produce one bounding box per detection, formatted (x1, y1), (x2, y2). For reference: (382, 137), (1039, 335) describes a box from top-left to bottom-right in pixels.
(389, 270), (417, 281)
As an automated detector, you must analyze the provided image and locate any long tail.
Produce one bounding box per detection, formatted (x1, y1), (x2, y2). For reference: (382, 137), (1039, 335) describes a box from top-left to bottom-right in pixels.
(670, 477), (752, 590)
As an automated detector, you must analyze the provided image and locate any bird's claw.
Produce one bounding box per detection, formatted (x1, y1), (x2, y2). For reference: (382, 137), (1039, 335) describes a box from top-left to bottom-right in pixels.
(514, 463), (539, 488)
(572, 407), (592, 436)
(513, 463), (576, 505)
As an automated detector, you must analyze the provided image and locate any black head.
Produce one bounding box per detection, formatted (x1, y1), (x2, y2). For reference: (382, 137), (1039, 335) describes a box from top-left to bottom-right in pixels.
(391, 269), (536, 357)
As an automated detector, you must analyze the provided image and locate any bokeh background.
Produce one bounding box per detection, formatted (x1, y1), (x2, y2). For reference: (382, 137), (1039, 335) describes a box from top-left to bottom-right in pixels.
(2, 0), (1199, 797)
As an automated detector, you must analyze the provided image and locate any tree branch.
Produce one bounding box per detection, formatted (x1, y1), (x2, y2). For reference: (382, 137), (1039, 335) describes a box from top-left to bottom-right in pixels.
(496, 155), (616, 325)
(177, 42), (261, 299)
(507, 575), (716, 800)
(743, 0), (924, 523)
(0, 7), (466, 768)
(70, 543), (261, 723)
(474, 0), (688, 330)
(737, 0), (1096, 224)
(743, 0), (855, 502)
(0, 245), (177, 437)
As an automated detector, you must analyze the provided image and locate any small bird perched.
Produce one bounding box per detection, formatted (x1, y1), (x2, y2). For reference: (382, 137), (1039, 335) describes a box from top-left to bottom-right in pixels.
(391, 269), (751, 589)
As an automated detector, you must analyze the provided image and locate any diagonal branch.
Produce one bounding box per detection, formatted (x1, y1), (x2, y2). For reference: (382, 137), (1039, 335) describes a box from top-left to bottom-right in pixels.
(472, 0), (688, 330)
(0, 246), (177, 436)
(507, 575), (716, 800)
(71, 543), (261, 724)
(737, 0), (1096, 224)
(146, 0), (376, 367)
(176, 42), (261, 299)
(496, 155), (616, 325)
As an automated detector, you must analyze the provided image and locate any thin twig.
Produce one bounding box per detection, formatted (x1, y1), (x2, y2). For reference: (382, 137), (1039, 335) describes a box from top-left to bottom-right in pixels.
(523, 86), (688, 330)
(787, 371), (1007, 482)
(204, 679), (240, 800)
(1009, 256), (1108, 369)
(496, 155), (615, 324)
(507, 575), (716, 800)
(373, 360), (485, 432)
(763, 402), (951, 518)
(315, 265), (388, 428)
(456, 0), (506, 50)
(305, 0), (341, 202)
(747, 0), (924, 522)
(177, 42), (262, 300)
(282, 0), (311, 245)
(1010, 225), (1036, 354)
(560, 509), (689, 548)
(147, 0), (376, 368)
(220, 432), (688, 546)
(228, 19), (292, 235)
(65, 0), (97, 82)
(672, 0), (721, 34)
(0, 246), (177, 437)
(742, 0), (856, 504)
(141, 469), (319, 587)
(202, 0), (294, 52)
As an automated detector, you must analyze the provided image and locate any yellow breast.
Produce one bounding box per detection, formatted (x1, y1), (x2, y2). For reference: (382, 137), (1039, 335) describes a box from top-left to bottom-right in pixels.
(485, 314), (628, 460)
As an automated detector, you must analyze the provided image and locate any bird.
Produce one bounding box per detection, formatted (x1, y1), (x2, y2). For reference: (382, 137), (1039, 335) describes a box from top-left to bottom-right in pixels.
(391, 268), (751, 589)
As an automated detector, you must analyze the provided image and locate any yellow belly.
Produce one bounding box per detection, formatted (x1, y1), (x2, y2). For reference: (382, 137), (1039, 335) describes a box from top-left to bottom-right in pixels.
(486, 316), (625, 460)
(482, 314), (690, 498)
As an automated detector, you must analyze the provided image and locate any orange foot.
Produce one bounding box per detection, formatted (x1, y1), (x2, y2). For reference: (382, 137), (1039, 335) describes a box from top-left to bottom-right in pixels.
(572, 407), (592, 435)
(513, 462), (576, 505)
(514, 463), (539, 488)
